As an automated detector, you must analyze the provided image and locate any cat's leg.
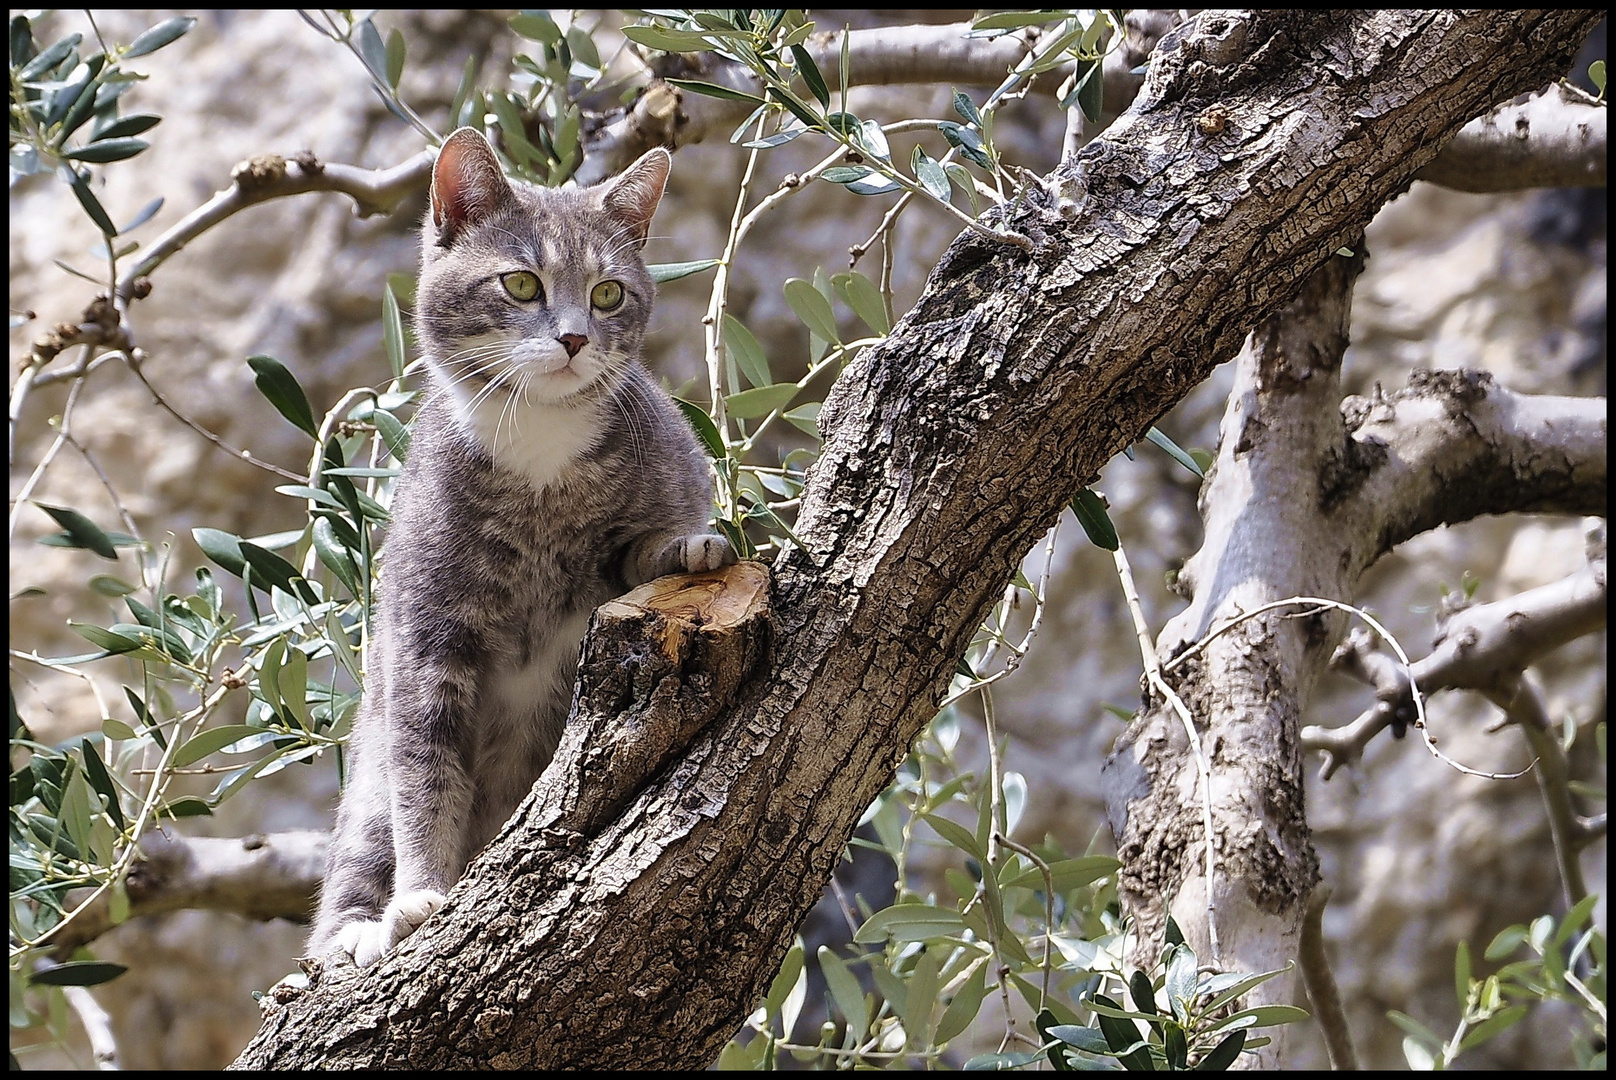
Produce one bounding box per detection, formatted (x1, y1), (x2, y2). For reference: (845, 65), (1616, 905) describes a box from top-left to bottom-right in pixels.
(623, 531), (737, 587)
(370, 654), (480, 964)
(307, 785), (394, 964)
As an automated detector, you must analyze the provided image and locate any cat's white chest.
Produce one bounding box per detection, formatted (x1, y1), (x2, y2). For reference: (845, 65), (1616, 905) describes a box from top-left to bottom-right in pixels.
(486, 609), (592, 710)
(457, 392), (605, 491)
(482, 608), (594, 768)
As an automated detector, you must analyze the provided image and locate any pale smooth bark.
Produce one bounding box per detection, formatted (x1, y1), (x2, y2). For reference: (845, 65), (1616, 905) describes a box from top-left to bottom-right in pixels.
(49, 829), (327, 957)
(1100, 270), (1604, 1066)
(1102, 251), (1367, 1067)
(233, 11), (1604, 1070)
(1416, 82), (1607, 191)
(1312, 551), (1608, 776)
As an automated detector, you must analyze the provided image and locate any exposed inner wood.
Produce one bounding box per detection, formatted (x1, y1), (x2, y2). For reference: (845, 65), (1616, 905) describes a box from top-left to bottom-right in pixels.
(600, 560), (771, 633)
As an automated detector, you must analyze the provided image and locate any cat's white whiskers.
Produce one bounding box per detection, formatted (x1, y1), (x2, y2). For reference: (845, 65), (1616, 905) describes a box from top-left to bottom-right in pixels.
(439, 352), (508, 380)
(494, 371), (523, 453)
(605, 361), (653, 466)
(442, 362), (511, 399)
(599, 226), (648, 266)
(462, 365), (521, 418)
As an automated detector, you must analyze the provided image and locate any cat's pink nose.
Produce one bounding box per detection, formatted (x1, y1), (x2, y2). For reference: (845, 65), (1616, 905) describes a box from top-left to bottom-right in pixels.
(558, 333), (588, 358)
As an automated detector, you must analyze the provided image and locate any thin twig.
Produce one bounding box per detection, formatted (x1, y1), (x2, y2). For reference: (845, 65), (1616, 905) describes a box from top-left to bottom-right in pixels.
(125, 351), (303, 481)
(998, 834), (1057, 1009)
(31, 957), (120, 1070)
(8, 369), (90, 541)
(828, 876), (862, 939)
(9, 650), (114, 728)
(977, 685), (1021, 1054)
(939, 521), (1060, 711)
(59, 427), (151, 591)
(702, 117), (770, 449)
(982, 687), (1006, 867)
(1112, 542), (1221, 966)
(1179, 596), (1533, 781)
(1484, 675), (1587, 907)
(115, 150), (434, 304)
(25, 352), (118, 389)
(9, 663), (251, 957)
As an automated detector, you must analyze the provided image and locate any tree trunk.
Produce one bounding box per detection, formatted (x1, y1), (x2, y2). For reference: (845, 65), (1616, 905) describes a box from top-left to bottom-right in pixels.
(1102, 249), (1365, 1068)
(233, 10), (1603, 1070)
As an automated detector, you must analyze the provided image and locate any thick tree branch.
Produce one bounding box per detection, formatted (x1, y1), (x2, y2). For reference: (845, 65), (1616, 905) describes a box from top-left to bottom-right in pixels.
(1427, 564), (1606, 691)
(49, 829), (326, 957)
(235, 11), (1604, 1070)
(584, 14), (1599, 194)
(1103, 246), (1365, 1068)
(1416, 82), (1607, 191)
(1332, 374), (1605, 573)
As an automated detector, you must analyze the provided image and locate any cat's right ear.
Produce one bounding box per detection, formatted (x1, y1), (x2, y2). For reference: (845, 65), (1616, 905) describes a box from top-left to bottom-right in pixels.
(430, 128), (513, 243)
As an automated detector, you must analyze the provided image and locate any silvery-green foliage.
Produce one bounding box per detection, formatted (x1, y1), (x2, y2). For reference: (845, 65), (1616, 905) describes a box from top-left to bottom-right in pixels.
(1395, 895), (1607, 1071)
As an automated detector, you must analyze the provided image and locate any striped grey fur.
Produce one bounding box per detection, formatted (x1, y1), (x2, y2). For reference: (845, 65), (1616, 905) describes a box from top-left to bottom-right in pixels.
(308, 129), (732, 967)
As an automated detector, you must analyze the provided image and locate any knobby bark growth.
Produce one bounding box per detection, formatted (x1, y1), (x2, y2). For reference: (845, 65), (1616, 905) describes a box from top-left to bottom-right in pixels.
(233, 10), (1603, 1069)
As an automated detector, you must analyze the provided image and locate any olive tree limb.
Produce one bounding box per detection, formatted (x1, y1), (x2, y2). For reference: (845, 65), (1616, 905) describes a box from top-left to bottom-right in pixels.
(1308, 547), (1607, 778)
(1299, 885), (1358, 1071)
(46, 829), (327, 958)
(1415, 81), (1607, 191)
(20, 150), (435, 373)
(1101, 246), (1365, 1068)
(114, 149), (435, 306)
(1100, 265), (1603, 1065)
(1485, 673), (1591, 907)
(233, 10), (1604, 1070)
(579, 13), (1186, 184)
(584, 13), (1604, 194)
(1337, 375), (1605, 569)
(1305, 520), (1606, 915)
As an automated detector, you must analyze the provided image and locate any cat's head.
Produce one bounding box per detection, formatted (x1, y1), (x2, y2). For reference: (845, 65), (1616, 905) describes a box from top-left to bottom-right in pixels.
(416, 127), (669, 407)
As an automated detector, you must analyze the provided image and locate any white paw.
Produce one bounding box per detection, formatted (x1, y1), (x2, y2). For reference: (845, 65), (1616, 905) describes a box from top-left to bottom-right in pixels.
(680, 533), (736, 573)
(330, 889), (446, 969)
(382, 889), (447, 953)
(333, 918), (390, 969)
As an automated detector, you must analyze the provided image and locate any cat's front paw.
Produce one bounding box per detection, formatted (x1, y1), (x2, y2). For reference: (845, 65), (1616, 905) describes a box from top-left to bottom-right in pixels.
(331, 890), (446, 969)
(333, 918), (390, 969)
(674, 532), (736, 574)
(382, 889), (447, 954)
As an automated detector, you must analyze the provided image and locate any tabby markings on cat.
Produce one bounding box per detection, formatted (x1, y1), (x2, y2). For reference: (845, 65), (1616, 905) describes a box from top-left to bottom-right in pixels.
(307, 128), (734, 968)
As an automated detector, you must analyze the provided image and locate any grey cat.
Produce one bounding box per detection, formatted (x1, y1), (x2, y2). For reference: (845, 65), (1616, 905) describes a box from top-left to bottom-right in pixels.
(308, 128), (733, 967)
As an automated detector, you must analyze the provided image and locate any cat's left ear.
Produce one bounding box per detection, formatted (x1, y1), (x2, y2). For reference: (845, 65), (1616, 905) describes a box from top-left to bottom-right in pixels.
(599, 148), (671, 245)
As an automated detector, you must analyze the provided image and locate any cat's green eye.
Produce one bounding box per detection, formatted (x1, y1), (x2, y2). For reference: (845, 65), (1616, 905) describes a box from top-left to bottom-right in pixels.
(501, 271), (541, 302)
(590, 280), (624, 311)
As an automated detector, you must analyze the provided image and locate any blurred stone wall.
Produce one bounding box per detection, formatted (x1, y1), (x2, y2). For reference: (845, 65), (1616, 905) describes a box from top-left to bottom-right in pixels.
(8, 10), (1603, 1070)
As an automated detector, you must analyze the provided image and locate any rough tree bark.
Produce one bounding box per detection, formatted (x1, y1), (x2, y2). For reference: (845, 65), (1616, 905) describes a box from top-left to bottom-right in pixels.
(233, 10), (1603, 1070)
